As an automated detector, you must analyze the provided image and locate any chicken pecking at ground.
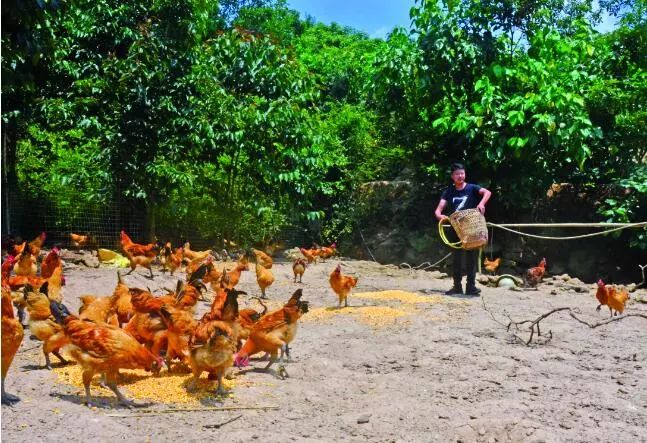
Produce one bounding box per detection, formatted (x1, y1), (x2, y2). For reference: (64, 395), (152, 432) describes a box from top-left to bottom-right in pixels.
(187, 288), (243, 395)
(63, 315), (164, 407)
(233, 289), (309, 379)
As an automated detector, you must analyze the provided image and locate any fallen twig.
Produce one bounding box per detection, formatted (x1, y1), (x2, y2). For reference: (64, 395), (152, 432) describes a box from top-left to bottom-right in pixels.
(568, 311), (647, 328)
(481, 295), (647, 345)
(204, 414), (243, 429)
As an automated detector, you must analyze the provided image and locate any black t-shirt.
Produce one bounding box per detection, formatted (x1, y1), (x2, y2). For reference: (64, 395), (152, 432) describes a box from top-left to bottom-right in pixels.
(441, 183), (482, 214)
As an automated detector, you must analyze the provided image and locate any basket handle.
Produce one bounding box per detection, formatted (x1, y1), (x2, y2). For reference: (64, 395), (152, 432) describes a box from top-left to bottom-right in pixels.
(438, 218), (463, 249)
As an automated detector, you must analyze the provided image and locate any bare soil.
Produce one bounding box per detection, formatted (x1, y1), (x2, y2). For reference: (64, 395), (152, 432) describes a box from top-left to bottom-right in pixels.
(2, 258), (646, 442)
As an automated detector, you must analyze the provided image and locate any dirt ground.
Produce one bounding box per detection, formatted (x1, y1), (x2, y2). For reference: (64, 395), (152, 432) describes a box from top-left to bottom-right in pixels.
(2, 257), (646, 442)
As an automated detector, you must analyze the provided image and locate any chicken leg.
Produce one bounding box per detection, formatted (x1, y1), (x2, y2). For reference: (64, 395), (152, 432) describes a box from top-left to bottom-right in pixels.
(106, 381), (136, 407)
(263, 352), (288, 379)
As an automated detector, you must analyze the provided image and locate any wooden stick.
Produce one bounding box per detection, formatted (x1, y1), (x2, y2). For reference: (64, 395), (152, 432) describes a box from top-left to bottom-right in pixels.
(106, 405), (279, 417)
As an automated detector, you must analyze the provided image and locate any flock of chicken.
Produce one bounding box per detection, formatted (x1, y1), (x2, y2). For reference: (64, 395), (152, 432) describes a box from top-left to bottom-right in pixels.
(1, 232), (631, 408)
(1, 231), (358, 407)
(484, 255), (631, 315)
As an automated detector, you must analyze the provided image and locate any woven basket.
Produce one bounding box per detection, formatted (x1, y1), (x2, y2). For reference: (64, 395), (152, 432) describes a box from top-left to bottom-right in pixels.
(449, 209), (488, 250)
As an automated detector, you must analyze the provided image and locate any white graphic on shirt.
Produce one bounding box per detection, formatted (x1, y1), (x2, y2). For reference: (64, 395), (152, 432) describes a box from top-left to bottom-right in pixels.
(453, 196), (468, 211)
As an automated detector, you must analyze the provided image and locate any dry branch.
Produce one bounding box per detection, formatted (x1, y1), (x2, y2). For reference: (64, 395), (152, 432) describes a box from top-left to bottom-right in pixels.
(481, 296), (647, 346)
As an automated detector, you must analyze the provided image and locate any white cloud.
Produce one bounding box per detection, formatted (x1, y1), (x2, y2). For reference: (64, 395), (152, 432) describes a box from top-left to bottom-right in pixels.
(370, 26), (390, 39)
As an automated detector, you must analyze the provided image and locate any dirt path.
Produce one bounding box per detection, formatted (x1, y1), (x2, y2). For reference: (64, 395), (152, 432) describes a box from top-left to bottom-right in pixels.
(2, 259), (646, 442)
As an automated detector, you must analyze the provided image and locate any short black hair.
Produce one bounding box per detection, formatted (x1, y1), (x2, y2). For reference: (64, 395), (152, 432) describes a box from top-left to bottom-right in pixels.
(450, 162), (465, 172)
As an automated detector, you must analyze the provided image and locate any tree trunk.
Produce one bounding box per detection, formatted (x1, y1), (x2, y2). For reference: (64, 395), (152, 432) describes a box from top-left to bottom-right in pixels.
(144, 195), (157, 243)
(1, 121), (18, 236)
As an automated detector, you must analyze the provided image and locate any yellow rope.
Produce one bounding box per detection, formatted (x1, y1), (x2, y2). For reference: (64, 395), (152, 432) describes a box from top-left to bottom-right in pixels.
(439, 220), (646, 247)
(487, 221), (647, 240)
(438, 218), (463, 249)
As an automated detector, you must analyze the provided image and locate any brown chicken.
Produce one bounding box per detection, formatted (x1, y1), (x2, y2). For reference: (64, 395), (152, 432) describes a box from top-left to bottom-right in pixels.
(233, 289), (308, 378)
(318, 245), (336, 261)
(293, 258), (306, 283)
(6, 255), (64, 324)
(40, 247), (62, 279)
(484, 257), (501, 275)
(63, 315), (164, 407)
(124, 288), (169, 354)
(186, 255), (213, 277)
(524, 258), (547, 287)
(329, 264), (359, 308)
(28, 232), (47, 258)
(252, 248), (273, 269)
(2, 285), (24, 405)
(126, 277), (204, 357)
(13, 244), (37, 276)
(255, 262), (274, 299)
(187, 289), (242, 395)
(23, 286), (70, 369)
(238, 297), (268, 344)
(70, 233), (96, 249)
(124, 248), (156, 279)
(596, 279), (630, 317)
(158, 304), (198, 365)
(120, 230), (159, 257)
(182, 242), (212, 261)
(202, 261), (223, 292)
(221, 260), (249, 289)
(192, 287), (246, 344)
(79, 272), (131, 326)
(161, 242), (184, 275)
(300, 247), (319, 264)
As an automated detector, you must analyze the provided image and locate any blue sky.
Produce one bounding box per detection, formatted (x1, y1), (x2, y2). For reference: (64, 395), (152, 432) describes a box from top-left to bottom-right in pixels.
(286, 0), (417, 39)
(285, 0), (617, 38)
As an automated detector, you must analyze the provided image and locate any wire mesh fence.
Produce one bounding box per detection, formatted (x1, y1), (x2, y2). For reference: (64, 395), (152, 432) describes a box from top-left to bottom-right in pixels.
(1, 189), (317, 254)
(2, 189), (145, 250)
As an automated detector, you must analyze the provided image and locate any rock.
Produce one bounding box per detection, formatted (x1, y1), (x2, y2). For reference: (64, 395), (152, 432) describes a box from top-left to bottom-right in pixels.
(550, 289), (557, 295)
(569, 277), (585, 286)
(357, 414), (371, 424)
(60, 250), (100, 268)
(627, 283), (637, 293)
(427, 270), (448, 279)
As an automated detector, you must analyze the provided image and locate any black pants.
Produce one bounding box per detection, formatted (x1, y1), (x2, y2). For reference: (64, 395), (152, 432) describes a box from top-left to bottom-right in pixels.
(452, 248), (478, 289)
(447, 228), (477, 289)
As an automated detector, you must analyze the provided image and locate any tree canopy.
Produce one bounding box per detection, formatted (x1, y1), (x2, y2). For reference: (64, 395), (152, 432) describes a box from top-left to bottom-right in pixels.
(2, 0), (645, 248)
